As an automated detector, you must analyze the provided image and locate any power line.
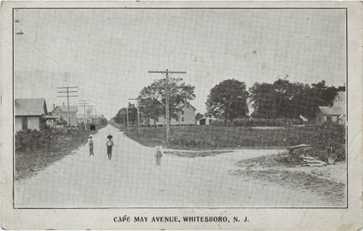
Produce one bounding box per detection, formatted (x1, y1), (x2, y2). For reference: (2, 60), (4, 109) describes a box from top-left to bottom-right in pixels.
(78, 101), (96, 125)
(148, 69), (186, 147)
(56, 85), (79, 126)
(78, 100), (91, 129)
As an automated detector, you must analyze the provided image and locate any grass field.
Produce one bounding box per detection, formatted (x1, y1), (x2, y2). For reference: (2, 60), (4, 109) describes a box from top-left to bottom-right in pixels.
(124, 124), (345, 156)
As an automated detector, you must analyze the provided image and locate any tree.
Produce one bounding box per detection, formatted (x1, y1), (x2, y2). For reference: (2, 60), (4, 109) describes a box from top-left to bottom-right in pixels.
(249, 78), (343, 120)
(113, 103), (137, 127)
(206, 79), (249, 125)
(311, 80), (340, 106)
(271, 79), (314, 118)
(127, 103), (137, 125)
(98, 115), (108, 126)
(113, 108), (128, 126)
(138, 98), (163, 126)
(138, 78), (195, 124)
(249, 82), (277, 118)
(250, 79), (318, 119)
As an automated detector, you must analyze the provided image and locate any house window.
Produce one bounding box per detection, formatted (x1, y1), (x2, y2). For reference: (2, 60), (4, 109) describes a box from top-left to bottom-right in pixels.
(22, 117), (28, 130)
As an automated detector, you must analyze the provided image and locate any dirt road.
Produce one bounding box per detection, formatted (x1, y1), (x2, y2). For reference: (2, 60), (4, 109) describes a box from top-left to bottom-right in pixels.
(15, 124), (336, 208)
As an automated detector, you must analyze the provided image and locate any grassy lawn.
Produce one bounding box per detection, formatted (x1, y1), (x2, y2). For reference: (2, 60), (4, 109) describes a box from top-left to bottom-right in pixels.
(124, 124), (345, 151)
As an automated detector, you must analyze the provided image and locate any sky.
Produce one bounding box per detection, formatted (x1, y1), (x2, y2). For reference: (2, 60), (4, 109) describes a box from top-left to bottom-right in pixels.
(14, 9), (346, 119)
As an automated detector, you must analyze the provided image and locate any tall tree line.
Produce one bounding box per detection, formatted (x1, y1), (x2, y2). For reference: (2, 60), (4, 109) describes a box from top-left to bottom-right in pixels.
(248, 79), (343, 119)
(112, 77), (343, 125)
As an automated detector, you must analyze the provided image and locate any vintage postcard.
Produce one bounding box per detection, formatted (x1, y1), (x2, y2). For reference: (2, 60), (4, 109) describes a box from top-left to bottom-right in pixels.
(0, 1), (362, 230)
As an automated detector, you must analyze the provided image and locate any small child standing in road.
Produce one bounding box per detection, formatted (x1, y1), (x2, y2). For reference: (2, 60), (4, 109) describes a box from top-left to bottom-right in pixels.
(88, 135), (94, 156)
(106, 135), (114, 160)
(155, 145), (163, 166)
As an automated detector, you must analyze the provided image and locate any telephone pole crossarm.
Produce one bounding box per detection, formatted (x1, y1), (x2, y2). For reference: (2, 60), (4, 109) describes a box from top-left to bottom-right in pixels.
(57, 95), (79, 97)
(148, 70), (186, 74)
(57, 86), (79, 89)
(57, 90), (79, 93)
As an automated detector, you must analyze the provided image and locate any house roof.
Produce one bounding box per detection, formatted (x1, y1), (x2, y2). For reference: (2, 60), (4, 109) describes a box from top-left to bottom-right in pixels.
(53, 105), (78, 113)
(15, 98), (47, 116)
(178, 102), (196, 111)
(43, 115), (59, 120)
(318, 106), (344, 115)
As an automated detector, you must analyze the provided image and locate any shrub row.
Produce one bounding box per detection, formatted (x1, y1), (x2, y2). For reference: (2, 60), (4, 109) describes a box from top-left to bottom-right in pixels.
(15, 127), (93, 152)
(125, 123), (345, 160)
(210, 118), (303, 127)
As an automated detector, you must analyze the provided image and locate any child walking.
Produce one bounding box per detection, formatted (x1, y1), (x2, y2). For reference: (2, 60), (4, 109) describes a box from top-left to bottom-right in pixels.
(88, 135), (94, 156)
(106, 135), (114, 160)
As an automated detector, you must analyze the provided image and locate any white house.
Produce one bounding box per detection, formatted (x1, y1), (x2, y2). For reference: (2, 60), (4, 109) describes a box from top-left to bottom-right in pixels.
(316, 91), (345, 125)
(15, 98), (48, 132)
(148, 103), (196, 126)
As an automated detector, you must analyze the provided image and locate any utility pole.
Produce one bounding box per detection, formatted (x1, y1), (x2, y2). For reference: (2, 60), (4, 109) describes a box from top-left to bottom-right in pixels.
(57, 86), (79, 126)
(78, 100), (89, 129)
(94, 107), (97, 123)
(87, 105), (94, 123)
(148, 69), (186, 147)
(128, 98), (140, 136)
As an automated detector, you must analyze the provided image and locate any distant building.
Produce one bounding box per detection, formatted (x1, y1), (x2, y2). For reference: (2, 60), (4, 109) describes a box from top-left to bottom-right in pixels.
(197, 115), (217, 125)
(316, 91), (345, 125)
(148, 103), (196, 126)
(15, 98), (48, 132)
(43, 115), (59, 128)
(52, 104), (78, 126)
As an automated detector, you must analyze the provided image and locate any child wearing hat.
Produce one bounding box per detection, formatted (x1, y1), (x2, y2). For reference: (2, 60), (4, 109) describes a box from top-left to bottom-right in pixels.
(106, 135), (114, 160)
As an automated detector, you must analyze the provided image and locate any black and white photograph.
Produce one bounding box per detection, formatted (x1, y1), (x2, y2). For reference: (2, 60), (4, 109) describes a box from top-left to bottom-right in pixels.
(13, 8), (348, 209)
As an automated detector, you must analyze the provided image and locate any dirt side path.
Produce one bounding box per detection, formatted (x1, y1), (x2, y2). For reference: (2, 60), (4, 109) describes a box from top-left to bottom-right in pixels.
(232, 154), (346, 207)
